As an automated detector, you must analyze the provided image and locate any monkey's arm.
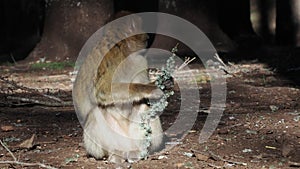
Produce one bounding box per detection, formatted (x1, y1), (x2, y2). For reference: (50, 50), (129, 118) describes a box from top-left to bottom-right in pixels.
(96, 82), (163, 106)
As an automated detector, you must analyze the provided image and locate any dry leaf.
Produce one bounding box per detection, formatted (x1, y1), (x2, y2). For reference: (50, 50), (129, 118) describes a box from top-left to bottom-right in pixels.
(195, 153), (210, 161)
(281, 139), (296, 157)
(1, 125), (14, 132)
(18, 134), (36, 149)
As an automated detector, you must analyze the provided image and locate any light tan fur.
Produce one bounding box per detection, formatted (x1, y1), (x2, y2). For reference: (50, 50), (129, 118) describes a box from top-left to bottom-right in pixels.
(73, 12), (164, 163)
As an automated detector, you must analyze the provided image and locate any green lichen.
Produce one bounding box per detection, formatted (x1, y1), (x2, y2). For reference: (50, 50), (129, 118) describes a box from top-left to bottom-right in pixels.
(139, 45), (177, 159)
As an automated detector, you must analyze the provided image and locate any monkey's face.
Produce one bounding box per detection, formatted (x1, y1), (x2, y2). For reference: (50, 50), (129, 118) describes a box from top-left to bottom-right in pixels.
(103, 14), (148, 56)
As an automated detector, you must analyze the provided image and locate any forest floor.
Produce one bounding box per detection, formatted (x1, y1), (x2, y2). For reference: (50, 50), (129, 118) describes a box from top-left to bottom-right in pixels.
(0, 61), (299, 169)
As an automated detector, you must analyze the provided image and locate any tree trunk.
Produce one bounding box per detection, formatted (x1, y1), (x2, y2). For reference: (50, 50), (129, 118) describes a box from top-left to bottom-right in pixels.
(151, 0), (236, 55)
(218, 0), (259, 49)
(251, 0), (276, 43)
(27, 0), (114, 62)
(276, 0), (300, 46)
(0, 0), (44, 62)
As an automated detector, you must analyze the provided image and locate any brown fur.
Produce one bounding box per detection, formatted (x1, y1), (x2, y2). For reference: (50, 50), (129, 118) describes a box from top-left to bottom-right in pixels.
(73, 12), (164, 163)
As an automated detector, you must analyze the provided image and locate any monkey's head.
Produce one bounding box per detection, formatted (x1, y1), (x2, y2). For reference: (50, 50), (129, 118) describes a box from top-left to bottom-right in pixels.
(105, 11), (149, 54)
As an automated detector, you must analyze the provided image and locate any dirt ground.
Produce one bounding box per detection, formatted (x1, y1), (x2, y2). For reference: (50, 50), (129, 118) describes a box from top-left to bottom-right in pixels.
(0, 62), (299, 169)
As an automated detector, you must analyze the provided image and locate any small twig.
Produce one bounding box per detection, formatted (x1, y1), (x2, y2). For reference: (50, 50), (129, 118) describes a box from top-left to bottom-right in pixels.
(0, 140), (16, 161)
(40, 93), (64, 103)
(0, 77), (65, 104)
(0, 161), (57, 169)
(227, 123), (243, 129)
(212, 53), (236, 76)
(10, 53), (17, 65)
(289, 161), (300, 167)
(191, 149), (247, 166)
(207, 163), (222, 169)
(208, 150), (247, 166)
(176, 57), (196, 71)
(7, 96), (73, 107)
(213, 53), (227, 68)
(0, 139), (57, 169)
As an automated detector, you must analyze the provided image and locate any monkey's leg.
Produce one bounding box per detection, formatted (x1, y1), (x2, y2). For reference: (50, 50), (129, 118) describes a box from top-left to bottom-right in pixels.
(83, 107), (107, 160)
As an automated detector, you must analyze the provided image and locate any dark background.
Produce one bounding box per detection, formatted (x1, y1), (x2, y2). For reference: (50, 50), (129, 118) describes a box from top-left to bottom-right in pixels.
(0, 0), (299, 83)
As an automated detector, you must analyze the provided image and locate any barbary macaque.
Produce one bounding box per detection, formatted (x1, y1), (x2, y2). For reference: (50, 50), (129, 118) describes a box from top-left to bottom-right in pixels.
(73, 12), (169, 163)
